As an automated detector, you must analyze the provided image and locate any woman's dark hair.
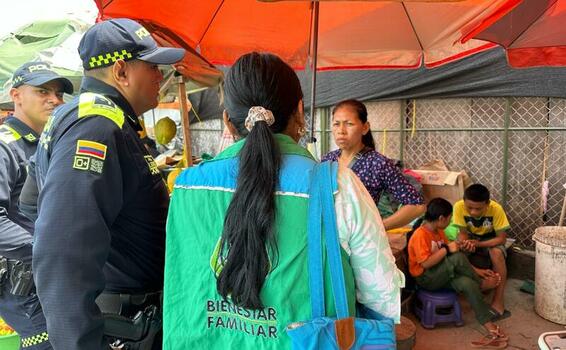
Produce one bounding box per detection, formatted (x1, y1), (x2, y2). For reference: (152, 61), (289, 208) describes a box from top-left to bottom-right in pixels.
(464, 183), (490, 203)
(217, 52), (303, 309)
(424, 198), (453, 222)
(332, 99), (375, 150)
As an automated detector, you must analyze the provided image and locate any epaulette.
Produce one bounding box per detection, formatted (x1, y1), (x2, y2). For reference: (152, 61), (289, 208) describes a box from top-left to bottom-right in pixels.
(77, 92), (125, 129)
(0, 124), (21, 144)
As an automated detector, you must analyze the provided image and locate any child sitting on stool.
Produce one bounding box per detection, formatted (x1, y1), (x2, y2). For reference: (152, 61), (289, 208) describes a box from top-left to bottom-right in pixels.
(408, 198), (508, 348)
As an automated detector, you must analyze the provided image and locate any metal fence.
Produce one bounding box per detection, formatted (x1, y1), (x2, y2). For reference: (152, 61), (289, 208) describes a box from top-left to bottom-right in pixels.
(186, 96), (566, 248)
(316, 97), (566, 248)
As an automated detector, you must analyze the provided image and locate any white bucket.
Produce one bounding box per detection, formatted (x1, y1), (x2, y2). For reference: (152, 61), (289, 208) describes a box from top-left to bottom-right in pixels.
(532, 226), (566, 325)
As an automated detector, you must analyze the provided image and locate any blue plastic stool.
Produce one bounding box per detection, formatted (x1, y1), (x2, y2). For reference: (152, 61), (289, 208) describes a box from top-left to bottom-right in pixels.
(414, 289), (464, 329)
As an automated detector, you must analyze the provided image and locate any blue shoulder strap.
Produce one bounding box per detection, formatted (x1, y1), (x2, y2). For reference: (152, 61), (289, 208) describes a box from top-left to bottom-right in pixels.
(319, 162), (349, 319)
(307, 161), (349, 319)
(307, 163), (325, 318)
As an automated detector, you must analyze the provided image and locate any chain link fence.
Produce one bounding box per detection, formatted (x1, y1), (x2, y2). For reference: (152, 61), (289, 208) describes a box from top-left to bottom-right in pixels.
(316, 97), (566, 248)
(185, 96), (566, 248)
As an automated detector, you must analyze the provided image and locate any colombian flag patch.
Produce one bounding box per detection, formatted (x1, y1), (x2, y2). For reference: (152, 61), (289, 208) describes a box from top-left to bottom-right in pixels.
(76, 140), (107, 160)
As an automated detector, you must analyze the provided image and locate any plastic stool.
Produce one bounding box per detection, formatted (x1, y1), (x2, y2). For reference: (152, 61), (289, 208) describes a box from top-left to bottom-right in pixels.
(414, 289), (464, 329)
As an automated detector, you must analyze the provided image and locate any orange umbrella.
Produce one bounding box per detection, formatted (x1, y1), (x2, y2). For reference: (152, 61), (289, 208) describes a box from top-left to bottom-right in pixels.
(95, 0), (517, 144)
(464, 0), (566, 68)
(95, 0), (516, 71)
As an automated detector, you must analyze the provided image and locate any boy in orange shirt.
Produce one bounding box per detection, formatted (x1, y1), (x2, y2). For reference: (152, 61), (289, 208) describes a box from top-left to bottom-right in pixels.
(408, 198), (507, 348)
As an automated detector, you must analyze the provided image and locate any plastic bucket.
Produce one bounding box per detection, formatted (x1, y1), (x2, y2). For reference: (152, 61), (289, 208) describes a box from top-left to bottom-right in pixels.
(532, 226), (566, 325)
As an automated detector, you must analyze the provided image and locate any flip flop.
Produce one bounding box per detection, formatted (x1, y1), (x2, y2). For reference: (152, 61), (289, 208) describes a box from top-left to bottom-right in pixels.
(488, 325), (509, 342)
(470, 334), (508, 349)
(489, 309), (512, 322)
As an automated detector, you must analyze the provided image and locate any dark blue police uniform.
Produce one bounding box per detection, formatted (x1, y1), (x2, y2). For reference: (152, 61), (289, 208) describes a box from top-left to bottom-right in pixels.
(31, 18), (185, 350)
(0, 62), (73, 350)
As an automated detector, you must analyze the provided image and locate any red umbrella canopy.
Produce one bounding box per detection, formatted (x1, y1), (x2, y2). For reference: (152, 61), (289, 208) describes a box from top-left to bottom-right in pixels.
(95, 0), (516, 72)
(465, 0), (566, 68)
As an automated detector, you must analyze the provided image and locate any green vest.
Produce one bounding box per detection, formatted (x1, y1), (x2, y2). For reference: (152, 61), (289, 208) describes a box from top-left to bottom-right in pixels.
(163, 135), (356, 349)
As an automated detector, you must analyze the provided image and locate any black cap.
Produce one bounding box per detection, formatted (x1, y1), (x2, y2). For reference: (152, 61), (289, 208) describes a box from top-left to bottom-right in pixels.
(78, 18), (186, 70)
(12, 61), (74, 94)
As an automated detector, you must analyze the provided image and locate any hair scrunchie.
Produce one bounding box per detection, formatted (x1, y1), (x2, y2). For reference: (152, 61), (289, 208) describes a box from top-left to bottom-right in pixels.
(245, 106), (275, 131)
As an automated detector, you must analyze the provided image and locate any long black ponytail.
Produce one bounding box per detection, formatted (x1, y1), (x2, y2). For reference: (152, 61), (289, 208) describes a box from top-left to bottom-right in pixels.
(217, 52), (303, 309)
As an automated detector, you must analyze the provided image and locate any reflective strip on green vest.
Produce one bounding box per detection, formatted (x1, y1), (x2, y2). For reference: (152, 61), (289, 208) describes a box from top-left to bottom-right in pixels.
(164, 164), (356, 349)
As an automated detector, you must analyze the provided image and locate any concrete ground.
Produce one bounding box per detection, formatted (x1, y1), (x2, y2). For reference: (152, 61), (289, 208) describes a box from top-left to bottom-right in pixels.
(406, 279), (565, 350)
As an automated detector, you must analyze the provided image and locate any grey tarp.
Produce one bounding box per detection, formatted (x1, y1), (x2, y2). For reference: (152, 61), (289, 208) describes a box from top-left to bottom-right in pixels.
(183, 47), (566, 121)
(298, 47), (566, 108)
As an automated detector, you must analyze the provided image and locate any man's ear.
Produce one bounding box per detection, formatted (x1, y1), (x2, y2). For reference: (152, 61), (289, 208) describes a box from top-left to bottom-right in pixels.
(111, 60), (129, 86)
(9, 88), (21, 105)
(223, 110), (239, 139)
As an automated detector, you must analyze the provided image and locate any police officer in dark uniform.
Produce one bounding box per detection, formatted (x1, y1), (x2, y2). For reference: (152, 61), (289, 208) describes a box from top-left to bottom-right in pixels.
(32, 19), (185, 350)
(0, 61), (73, 349)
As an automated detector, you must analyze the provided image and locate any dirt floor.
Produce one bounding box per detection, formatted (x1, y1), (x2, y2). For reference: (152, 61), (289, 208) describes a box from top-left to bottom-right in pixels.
(406, 278), (565, 350)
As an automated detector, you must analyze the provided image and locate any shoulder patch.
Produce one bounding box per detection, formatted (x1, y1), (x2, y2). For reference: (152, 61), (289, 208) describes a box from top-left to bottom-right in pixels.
(73, 140), (107, 174)
(76, 140), (107, 160)
(0, 125), (21, 144)
(78, 92), (125, 129)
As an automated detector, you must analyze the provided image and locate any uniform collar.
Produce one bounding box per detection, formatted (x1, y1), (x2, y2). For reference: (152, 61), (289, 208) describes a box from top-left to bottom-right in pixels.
(79, 76), (142, 131)
(4, 116), (40, 143)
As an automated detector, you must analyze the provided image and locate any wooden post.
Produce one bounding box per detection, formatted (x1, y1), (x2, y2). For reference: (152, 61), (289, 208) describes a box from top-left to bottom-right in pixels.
(559, 183), (566, 227)
(177, 75), (193, 167)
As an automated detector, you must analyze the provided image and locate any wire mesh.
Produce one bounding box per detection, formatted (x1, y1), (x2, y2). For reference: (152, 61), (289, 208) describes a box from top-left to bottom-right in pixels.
(321, 97), (566, 248)
(186, 96), (566, 248)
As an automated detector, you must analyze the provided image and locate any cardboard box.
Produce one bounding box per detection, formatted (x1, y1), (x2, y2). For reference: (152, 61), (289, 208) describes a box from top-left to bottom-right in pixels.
(410, 159), (471, 205)
(412, 169), (468, 205)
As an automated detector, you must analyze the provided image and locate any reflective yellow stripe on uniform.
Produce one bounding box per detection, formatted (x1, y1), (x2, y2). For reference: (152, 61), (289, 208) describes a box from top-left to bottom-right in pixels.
(21, 332), (49, 348)
(0, 124), (22, 144)
(78, 92), (125, 129)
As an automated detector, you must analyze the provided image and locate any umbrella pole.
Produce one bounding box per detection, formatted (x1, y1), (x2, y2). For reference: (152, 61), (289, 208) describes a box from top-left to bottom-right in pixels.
(308, 0), (320, 146)
(177, 75), (193, 167)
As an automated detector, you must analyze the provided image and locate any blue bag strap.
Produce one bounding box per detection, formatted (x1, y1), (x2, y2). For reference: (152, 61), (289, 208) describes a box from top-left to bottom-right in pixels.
(319, 161), (350, 319)
(307, 163), (325, 318)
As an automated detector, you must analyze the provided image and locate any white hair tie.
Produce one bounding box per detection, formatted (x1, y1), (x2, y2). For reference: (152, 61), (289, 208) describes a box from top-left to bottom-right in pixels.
(245, 106), (275, 131)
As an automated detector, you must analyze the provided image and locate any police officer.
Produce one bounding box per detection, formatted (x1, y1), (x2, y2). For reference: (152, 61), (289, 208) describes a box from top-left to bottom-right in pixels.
(31, 19), (185, 349)
(0, 61), (73, 349)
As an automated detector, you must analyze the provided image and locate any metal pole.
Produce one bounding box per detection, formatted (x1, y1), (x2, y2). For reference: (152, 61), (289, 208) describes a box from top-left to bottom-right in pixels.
(399, 101), (405, 162)
(308, 0), (319, 144)
(501, 98), (511, 208)
(177, 75), (193, 167)
(320, 107), (329, 154)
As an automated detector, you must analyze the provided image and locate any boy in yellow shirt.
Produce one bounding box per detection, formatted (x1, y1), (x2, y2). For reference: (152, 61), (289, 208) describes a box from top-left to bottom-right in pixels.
(453, 184), (510, 320)
(408, 198), (507, 348)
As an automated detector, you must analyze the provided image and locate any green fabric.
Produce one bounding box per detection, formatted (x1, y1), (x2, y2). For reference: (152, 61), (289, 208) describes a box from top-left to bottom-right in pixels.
(164, 137), (355, 349)
(376, 194), (395, 219)
(0, 19), (85, 106)
(416, 252), (492, 325)
(444, 223), (460, 241)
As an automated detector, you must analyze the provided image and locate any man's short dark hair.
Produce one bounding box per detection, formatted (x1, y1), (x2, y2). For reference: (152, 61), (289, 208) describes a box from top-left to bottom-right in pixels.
(464, 184), (490, 203)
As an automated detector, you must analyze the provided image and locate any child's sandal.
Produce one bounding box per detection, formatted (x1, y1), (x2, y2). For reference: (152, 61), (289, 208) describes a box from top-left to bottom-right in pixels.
(490, 325), (509, 342)
(470, 334), (507, 349)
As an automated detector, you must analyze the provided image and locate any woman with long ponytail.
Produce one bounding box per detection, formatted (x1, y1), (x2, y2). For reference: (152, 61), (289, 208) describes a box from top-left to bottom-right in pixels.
(164, 53), (404, 349)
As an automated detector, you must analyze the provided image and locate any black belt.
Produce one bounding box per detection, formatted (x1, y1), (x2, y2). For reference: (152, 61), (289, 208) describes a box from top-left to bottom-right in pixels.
(96, 291), (162, 317)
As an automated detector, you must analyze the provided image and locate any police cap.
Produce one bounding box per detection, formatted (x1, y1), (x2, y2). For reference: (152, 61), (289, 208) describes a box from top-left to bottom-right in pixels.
(78, 18), (186, 71)
(12, 61), (74, 94)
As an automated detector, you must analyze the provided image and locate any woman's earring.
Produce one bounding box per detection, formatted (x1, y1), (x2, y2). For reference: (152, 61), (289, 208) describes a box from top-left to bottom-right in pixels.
(297, 126), (306, 137)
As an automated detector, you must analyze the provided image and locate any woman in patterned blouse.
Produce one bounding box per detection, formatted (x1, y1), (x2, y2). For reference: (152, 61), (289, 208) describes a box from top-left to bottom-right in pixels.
(322, 99), (425, 230)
